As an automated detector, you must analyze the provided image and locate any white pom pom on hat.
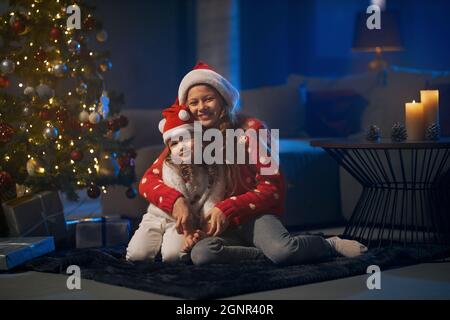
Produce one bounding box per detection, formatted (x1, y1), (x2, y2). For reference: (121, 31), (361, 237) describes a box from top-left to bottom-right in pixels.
(178, 109), (190, 121)
(158, 118), (166, 134)
(178, 61), (240, 114)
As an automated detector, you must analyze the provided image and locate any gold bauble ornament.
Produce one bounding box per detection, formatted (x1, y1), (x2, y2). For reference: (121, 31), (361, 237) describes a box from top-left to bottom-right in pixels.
(26, 158), (45, 176)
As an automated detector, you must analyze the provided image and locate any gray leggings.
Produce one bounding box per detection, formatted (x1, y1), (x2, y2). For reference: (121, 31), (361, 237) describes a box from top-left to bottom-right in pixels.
(190, 214), (335, 265)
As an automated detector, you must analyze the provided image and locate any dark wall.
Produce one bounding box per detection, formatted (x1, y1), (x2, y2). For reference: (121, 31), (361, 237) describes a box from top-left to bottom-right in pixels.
(92, 0), (196, 109)
(240, 0), (450, 89)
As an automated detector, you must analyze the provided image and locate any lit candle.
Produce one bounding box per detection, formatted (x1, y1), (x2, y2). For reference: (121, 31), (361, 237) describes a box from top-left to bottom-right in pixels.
(420, 90), (439, 129)
(405, 100), (424, 141)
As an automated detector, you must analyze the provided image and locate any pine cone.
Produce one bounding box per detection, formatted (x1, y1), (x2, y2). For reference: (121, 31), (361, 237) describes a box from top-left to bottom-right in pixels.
(366, 125), (381, 142)
(425, 123), (440, 141)
(391, 122), (407, 142)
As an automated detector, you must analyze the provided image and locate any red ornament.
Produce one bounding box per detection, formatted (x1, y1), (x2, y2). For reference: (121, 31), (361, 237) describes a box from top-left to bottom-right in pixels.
(65, 116), (81, 134)
(39, 109), (53, 121)
(56, 108), (69, 123)
(0, 122), (15, 143)
(87, 185), (101, 199)
(35, 48), (47, 62)
(0, 76), (10, 88)
(118, 115), (129, 128)
(70, 150), (83, 161)
(0, 171), (13, 190)
(11, 20), (25, 34)
(50, 27), (61, 40)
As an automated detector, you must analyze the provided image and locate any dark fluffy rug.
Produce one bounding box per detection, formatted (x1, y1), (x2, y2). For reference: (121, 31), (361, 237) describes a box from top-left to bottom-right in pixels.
(20, 244), (450, 299)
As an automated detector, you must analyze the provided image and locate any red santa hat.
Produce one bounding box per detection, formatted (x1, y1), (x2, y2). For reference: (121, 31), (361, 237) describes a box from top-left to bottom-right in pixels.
(158, 99), (195, 144)
(178, 61), (240, 113)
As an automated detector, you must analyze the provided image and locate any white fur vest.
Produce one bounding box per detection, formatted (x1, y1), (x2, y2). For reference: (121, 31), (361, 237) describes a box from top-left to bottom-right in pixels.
(146, 161), (225, 222)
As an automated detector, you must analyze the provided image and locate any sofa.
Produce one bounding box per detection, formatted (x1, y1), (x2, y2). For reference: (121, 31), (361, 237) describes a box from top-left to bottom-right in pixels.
(101, 67), (450, 230)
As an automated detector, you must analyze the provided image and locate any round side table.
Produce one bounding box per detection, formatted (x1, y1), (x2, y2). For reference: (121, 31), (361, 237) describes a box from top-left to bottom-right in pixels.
(311, 139), (450, 247)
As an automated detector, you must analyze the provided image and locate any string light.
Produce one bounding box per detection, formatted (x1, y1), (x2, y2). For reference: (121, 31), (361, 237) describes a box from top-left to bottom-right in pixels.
(89, 149), (94, 154)
(4, 155), (10, 161)
(29, 42), (33, 46)
(18, 83), (23, 87)
(55, 165), (59, 170)
(16, 61), (20, 65)
(70, 160), (74, 164)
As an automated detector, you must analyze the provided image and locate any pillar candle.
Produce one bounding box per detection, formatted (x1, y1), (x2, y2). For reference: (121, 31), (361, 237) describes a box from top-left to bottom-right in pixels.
(405, 100), (424, 141)
(420, 90), (439, 129)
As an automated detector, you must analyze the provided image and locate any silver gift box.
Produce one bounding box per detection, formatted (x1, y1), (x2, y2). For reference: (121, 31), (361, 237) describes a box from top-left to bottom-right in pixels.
(1, 191), (67, 248)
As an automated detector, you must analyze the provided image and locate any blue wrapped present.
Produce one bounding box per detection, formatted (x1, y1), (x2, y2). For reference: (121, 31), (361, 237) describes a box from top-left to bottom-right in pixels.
(0, 237), (55, 270)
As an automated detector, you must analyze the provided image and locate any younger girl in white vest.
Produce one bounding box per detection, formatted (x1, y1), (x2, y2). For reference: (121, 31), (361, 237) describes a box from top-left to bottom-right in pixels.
(126, 101), (224, 263)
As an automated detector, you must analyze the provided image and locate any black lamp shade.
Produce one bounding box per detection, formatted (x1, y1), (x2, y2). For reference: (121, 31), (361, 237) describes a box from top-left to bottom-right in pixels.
(352, 10), (403, 52)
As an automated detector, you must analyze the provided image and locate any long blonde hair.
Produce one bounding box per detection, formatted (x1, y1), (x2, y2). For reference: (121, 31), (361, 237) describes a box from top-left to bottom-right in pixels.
(165, 84), (250, 197)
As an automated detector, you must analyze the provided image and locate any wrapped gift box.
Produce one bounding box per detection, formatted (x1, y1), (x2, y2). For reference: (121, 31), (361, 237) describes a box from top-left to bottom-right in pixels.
(1, 191), (67, 248)
(66, 215), (131, 249)
(0, 237), (55, 270)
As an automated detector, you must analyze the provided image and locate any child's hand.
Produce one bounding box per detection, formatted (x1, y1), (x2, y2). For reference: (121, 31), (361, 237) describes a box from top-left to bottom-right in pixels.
(181, 229), (206, 252)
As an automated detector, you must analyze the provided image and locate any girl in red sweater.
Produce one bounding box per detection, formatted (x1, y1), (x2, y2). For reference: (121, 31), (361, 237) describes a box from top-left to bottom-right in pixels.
(136, 62), (367, 265)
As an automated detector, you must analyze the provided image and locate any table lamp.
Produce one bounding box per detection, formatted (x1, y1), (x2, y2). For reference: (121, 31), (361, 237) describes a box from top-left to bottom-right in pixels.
(352, 10), (403, 71)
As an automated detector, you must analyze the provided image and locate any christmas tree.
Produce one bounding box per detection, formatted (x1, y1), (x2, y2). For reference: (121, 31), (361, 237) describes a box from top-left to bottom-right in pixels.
(0, 0), (136, 201)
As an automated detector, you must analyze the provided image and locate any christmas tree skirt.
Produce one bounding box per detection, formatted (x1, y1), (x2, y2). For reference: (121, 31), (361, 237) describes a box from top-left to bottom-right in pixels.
(16, 243), (450, 299)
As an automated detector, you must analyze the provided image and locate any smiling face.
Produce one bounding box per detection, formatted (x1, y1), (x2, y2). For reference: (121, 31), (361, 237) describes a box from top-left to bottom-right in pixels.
(168, 137), (194, 164)
(186, 85), (226, 128)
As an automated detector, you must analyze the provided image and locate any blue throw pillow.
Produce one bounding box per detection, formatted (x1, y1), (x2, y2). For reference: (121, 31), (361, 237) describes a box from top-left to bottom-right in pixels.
(305, 90), (368, 137)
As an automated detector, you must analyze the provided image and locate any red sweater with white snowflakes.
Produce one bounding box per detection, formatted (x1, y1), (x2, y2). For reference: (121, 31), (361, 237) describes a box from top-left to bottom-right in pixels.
(138, 117), (286, 226)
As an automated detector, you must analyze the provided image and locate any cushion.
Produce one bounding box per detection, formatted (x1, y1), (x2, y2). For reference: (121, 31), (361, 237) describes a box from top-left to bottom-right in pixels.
(304, 90), (368, 137)
(289, 70), (433, 137)
(239, 84), (306, 138)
